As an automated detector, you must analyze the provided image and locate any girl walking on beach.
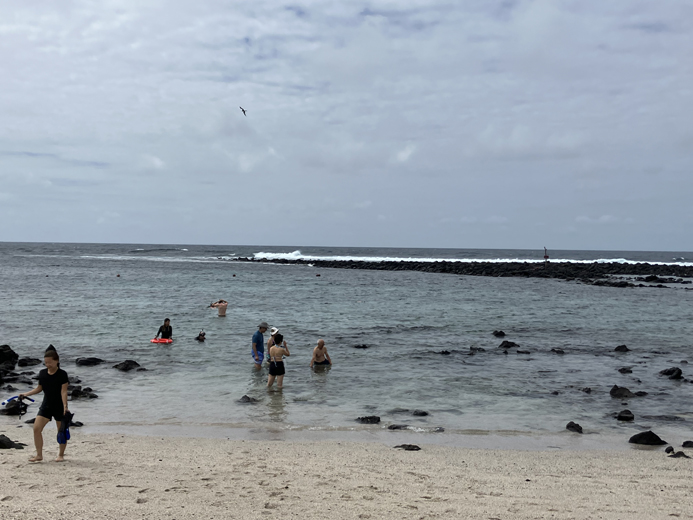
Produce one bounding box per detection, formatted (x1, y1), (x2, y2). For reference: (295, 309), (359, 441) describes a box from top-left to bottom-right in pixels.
(20, 347), (70, 462)
(267, 333), (290, 389)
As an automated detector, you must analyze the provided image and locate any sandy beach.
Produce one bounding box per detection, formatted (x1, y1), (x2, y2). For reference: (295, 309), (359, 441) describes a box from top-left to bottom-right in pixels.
(1, 428), (691, 520)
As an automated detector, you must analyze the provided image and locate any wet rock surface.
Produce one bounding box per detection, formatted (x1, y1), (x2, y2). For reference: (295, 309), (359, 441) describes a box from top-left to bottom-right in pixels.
(394, 444), (421, 451)
(566, 421), (583, 434)
(616, 410), (634, 421)
(113, 360), (140, 372)
(231, 257), (693, 286)
(629, 431), (667, 445)
(76, 357), (105, 367)
(659, 367), (683, 380)
(610, 385), (636, 398)
(357, 416), (381, 424)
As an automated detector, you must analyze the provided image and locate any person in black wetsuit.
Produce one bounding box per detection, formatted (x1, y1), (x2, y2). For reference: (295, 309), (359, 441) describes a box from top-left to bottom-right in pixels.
(155, 318), (173, 340)
(19, 347), (70, 462)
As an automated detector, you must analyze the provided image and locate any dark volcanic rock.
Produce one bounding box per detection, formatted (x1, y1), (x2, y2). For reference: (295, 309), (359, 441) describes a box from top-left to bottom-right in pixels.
(394, 444), (421, 451)
(566, 421), (583, 434)
(0, 434), (27, 449)
(439, 350), (451, 355)
(628, 431), (667, 445)
(499, 340), (519, 349)
(412, 410), (429, 417)
(616, 410), (635, 421)
(551, 348), (565, 354)
(665, 446), (674, 454)
(469, 347), (486, 353)
(0, 344), (19, 371)
(635, 391), (648, 397)
(669, 451), (691, 458)
(517, 350), (530, 354)
(68, 376), (82, 384)
(492, 330), (506, 337)
(352, 344), (369, 349)
(618, 367), (633, 374)
(357, 415), (381, 424)
(580, 387), (592, 394)
(388, 424), (410, 430)
(76, 357), (105, 367)
(659, 367), (683, 380)
(113, 360), (140, 371)
(17, 357), (41, 367)
(614, 345), (630, 352)
(238, 395), (258, 403)
(610, 385), (635, 398)
(682, 441), (693, 448)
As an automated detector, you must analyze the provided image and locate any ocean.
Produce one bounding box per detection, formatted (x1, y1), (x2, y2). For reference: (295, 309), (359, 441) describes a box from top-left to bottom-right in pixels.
(1, 242), (692, 448)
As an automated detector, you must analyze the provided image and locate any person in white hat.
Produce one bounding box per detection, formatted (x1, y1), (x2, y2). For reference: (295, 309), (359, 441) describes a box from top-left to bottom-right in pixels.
(266, 326), (280, 356)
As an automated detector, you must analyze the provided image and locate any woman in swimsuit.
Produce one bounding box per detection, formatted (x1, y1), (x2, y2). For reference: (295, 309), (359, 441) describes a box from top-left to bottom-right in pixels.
(19, 347), (70, 462)
(267, 333), (290, 389)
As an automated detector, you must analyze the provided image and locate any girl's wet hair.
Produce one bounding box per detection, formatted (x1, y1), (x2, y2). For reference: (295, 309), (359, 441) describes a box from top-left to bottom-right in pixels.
(274, 333), (284, 344)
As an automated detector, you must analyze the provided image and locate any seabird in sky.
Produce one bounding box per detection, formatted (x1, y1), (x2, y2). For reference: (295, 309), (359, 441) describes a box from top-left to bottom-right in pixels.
(240, 106), (247, 116)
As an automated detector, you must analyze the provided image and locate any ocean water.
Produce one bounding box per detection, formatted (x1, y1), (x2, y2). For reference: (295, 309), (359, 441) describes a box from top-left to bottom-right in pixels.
(1, 242), (692, 448)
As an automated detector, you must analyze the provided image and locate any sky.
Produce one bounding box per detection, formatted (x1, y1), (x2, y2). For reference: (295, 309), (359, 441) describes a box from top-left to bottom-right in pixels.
(1, 0), (691, 250)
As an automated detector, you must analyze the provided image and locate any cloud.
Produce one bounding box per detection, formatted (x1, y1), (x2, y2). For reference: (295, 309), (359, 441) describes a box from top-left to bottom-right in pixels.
(0, 1), (690, 249)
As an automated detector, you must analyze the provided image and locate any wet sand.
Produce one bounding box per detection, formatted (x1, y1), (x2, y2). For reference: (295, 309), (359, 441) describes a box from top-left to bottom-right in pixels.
(1, 429), (691, 519)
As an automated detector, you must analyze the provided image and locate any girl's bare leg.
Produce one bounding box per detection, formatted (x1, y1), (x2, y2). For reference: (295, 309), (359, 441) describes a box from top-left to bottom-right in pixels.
(267, 375), (275, 387)
(30, 416), (50, 462)
(277, 375), (284, 389)
(55, 421), (66, 462)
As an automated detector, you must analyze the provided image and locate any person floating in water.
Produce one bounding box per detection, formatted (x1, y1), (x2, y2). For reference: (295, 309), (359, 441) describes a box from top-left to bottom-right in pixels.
(195, 330), (206, 342)
(20, 346), (70, 462)
(210, 299), (228, 317)
(310, 339), (332, 368)
(252, 322), (268, 370)
(155, 318), (173, 340)
(268, 333), (290, 389)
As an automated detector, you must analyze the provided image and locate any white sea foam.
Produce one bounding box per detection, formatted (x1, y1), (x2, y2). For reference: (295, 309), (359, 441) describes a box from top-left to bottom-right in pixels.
(252, 250), (693, 267)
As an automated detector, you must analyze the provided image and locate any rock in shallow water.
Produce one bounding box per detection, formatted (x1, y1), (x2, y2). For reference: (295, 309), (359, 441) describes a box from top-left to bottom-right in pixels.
(614, 345), (630, 352)
(682, 440), (693, 448)
(665, 446), (674, 454)
(238, 395), (258, 403)
(76, 357), (105, 366)
(659, 367), (683, 380)
(388, 424), (410, 430)
(357, 416), (381, 424)
(616, 410), (634, 421)
(17, 357), (41, 367)
(566, 421), (583, 434)
(412, 410), (429, 417)
(628, 431), (667, 445)
(618, 367), (633, 374)
(113, 360), (140, 372)
(499, 340), (519, 349)
(610, 385), (635, 398)
(492, 330), (505, 337)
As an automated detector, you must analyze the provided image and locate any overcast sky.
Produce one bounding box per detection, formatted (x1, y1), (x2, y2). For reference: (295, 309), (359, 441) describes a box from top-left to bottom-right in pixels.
(1, 1), (691, 250)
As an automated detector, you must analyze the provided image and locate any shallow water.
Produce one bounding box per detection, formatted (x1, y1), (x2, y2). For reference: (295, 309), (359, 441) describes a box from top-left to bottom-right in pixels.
(1, 243), (692, 447)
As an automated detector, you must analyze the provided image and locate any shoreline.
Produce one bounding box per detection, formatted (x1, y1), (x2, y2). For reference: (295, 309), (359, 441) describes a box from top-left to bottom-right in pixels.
(231, 257), (693, 287)
(1, 429), (691, 519)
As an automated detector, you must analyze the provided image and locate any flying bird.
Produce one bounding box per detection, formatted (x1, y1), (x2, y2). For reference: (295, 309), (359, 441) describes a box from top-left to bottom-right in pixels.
(239, 106), (247, 116)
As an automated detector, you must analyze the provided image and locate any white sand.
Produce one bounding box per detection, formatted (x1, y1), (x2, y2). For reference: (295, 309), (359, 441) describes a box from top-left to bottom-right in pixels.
(1, 428), (691, 519)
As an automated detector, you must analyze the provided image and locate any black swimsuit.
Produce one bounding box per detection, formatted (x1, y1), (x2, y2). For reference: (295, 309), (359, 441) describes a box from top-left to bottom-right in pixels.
(269, 348), (286, 376)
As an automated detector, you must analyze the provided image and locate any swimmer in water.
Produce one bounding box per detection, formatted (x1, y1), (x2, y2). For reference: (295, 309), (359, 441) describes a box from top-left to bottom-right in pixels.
(210, 299), (228, 317)
(155, 318), (173, 339)
(309, 339), (332, 368)
(267, 333), (290, 389)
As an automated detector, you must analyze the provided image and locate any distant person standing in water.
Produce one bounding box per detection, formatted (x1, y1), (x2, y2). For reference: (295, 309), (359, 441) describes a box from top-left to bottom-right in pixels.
(310, 339), (332, 368)
(252, 322), (268, 370)
(268, 333), (290, 389)
(20, 347), (70, 462)
(155, 318), (173, 339)
(210, 299), (228, 317)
